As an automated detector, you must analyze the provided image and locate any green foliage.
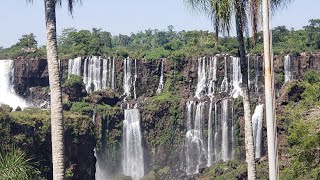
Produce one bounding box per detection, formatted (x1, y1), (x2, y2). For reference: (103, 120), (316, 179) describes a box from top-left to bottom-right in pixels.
(158, 166), (171, 175)
(63, 75), (83, 87)
(144, 47), (170, 61)
(0, 34), (45, 59)
(302, 70), (320, 84)
(0, 147), (37, 180)
(203, 160), (247, 179)
(276, 72), (285, 85)
(65, 167), (74, 179)
(3, 19), (320, 60)
(280, 71), (320, 179)
(141, 170), (157, 180)
(0, 108), (94, 179)
(70, 102), (93, 115)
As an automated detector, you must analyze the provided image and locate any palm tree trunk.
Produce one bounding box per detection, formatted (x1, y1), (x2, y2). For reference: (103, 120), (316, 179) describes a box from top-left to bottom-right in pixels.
(44, 0), (65, 179)
(234, 1), (256, 180)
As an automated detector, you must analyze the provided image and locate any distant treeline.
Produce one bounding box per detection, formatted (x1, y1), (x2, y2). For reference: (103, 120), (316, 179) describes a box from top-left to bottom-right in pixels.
(1, 19), (320, 60)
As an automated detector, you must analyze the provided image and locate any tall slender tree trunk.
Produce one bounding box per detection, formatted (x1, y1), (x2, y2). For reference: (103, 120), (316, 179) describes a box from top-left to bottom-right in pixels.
(234, 1), (256, 180)
(44, 0), (65, 179)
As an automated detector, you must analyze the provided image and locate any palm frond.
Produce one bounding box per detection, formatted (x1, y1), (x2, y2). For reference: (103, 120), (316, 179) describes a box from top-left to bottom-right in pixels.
(184, 0), (211, 13)
(215, 0), (233, 35)
(0, 148), (36, 180)
(271, 0), (294, 12)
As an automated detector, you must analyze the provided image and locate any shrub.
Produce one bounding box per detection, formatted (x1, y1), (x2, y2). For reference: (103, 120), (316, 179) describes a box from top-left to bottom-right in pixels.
(63, 75), (83, 87)
(303, 70), (320, 84)
(0, 147), (37, 180)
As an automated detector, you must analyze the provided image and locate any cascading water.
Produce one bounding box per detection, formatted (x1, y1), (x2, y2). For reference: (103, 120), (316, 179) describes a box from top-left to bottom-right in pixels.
(123, 58), (132, 97)
(213, 102), (220, 162)
(195, 57), (207, 98)
(207, 56), (217, 166)
(68, 56), (116, 93)
(0, 60), (27, 109)
(284, 55), (291, 83)
(121, 58), (144, 179)
(122, 109), (144, 180)
(86, 56), (102, 92)
(133, 59), (137, 99)
(95, 149), (110, 180)
(186, 55), (237, 174)
(207, 98), (214, 166)
(208, 56), (217, 96)
(247, 55), (251, 88)
(221, 99), (229, 161)
(112, 58), (115, 89)
(252, 104), (264, 159)
(102, 58), (108, 89)
(231, 57), (242, 98)
(156, 59), (164, 94)
(68, 57), (81, 78)
(123, 58), (138, 99)
(185, 101), (207, 175)
(220, 57), (228, 93)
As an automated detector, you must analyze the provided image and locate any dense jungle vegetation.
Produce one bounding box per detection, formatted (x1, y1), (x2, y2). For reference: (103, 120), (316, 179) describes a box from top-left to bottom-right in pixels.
(1, 19), (320, 60)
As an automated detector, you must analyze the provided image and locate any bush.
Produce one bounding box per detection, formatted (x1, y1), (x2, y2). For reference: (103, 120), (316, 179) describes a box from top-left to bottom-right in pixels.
(70, 102), (93, 115)
(63, 75), (83, 87)
(0, 147), (37, 179)
(303, 70), (320, 84)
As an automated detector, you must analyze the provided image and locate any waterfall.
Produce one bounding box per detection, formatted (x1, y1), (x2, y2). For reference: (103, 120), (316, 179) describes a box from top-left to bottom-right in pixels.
(185, 101), (207, 175)
(213, 103), (221, 162)
(123, 58), (138, 99)
(122, 109), (144, 180)
(220, 57), (228, 93)
(247, 55), (250, 88)
(207, 98), (214, 166)
(68, 56), (116, 93)
(156, 59), (164, 94)
(0, 60), (27, 109)
(208, 56), (217, 96)
(133, 59), (137, 99)
(195, 57), (207, 98)
(186, 55), (238, 173)
(221, 99), (229, 161)
(123, 58), (132, 97)
(87, 56), (102, 92)
(284, 55), (291, 82)
(111, 58), (115, 89)
(83, 58), (88, 87)
(252, 104), (264, 159)
(231, 57), (242, 98)
(102, 58), (108, 89)
(68, 57), (82, 78)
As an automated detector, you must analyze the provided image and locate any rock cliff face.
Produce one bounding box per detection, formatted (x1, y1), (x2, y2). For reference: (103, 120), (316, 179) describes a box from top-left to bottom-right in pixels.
(0, 107), (95, 180)
(10, 53), (320, 179)
(13, 58), (49, 95)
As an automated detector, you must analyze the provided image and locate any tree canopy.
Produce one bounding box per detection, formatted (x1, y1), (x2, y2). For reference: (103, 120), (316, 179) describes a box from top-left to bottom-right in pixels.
(1, 19), (320, 60)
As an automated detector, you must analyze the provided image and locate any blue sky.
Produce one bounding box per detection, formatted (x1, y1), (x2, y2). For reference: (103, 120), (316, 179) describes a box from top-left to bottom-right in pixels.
(0, 0), (319, 47)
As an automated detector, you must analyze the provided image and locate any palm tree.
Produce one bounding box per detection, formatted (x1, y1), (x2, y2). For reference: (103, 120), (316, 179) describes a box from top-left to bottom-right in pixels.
(233, 2), (257, 179)
(185, 0), (292, 179)
(250, 0), (294, 47)
(184, 1), (256, 179)
(185, 0), (232, 44)
(26, 0), (80, 179)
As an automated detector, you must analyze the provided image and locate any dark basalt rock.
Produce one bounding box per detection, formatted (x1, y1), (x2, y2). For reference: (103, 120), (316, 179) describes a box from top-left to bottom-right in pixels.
(88, 89), (120, 105)
(13, 58), (49, 96)
(62, 82), (87, 102)
(10, 53), (320, 179)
